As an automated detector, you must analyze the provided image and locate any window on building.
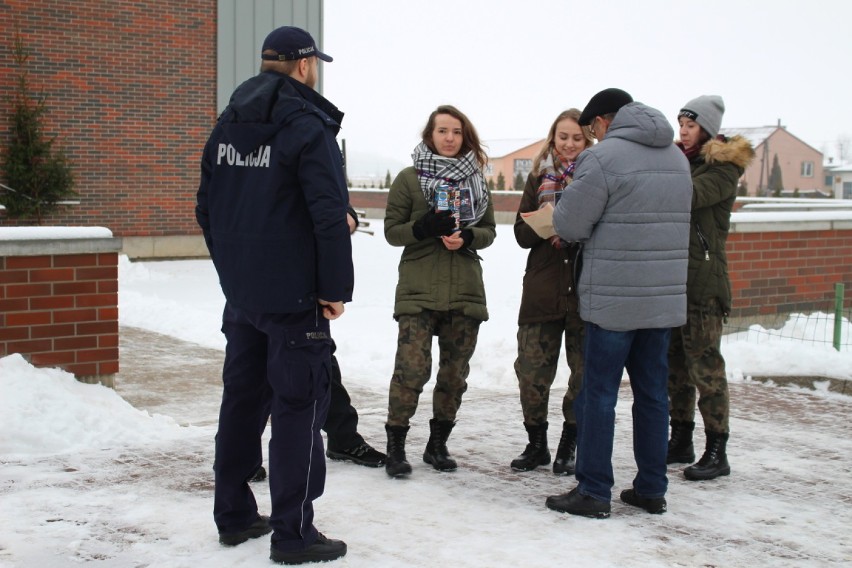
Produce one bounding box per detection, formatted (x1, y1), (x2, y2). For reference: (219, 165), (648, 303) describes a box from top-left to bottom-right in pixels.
(825, 175), (834, 187)
(514, 159), (532, 176)
(484, 163), (494, 176)
(801, 161), (814, 177)
(843, 181), (852, 199)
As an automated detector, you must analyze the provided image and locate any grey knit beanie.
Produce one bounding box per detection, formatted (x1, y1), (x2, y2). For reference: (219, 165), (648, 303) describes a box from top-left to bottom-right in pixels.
(678, 95), (725, 138)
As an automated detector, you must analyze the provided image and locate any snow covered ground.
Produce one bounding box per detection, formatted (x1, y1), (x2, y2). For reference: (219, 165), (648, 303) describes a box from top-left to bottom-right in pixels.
(2, 221), (851, 567)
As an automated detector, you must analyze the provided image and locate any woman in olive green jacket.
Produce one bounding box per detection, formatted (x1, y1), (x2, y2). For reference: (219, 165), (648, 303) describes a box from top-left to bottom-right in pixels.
(667, 95), (755, 482)
(510, 108), (593, 476)
(382, 105), (496, 478)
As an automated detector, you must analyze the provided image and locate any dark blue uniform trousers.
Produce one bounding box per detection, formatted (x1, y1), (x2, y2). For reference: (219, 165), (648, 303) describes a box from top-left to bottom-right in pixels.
(214, 302), (331, 552)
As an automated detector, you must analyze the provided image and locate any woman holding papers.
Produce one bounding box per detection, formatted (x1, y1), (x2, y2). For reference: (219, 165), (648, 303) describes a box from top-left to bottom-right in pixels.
(511, 108), (593, 475)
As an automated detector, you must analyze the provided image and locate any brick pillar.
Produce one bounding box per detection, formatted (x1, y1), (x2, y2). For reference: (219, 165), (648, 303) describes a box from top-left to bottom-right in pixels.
(0, 232), (122, 387)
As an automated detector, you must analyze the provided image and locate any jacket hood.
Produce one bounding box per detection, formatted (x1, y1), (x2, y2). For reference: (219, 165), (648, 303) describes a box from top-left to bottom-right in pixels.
(220, 72), (343, 155)
(605, 102), (674, 148)
(702, 135), (755, 169)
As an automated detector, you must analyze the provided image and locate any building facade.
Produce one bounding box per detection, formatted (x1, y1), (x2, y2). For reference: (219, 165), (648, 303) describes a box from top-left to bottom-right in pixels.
(722, 124), (824, 197)
(0, 0), (322, 257)
(483, 139), (543, 190)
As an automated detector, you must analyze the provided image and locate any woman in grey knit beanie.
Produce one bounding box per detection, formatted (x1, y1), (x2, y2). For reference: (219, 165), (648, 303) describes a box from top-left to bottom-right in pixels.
(667, 95), (755, 483)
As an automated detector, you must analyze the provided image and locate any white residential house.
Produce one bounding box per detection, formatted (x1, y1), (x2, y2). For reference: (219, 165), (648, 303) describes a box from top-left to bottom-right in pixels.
(824, 160), (852, 199)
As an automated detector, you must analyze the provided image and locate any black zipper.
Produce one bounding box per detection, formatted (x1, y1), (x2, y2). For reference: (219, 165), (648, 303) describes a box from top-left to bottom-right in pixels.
(695, 223), (710, 261)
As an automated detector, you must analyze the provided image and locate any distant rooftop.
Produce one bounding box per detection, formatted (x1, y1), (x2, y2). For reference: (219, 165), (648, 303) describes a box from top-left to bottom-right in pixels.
(484, 138), (543, 158)
(720, 126), (779, 148)
(825, 162), (852, 173)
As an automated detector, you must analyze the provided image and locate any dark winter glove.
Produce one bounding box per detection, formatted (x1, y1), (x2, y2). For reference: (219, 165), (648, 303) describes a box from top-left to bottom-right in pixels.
(460, 229), (473, 248)
(412, 209), (456, 240)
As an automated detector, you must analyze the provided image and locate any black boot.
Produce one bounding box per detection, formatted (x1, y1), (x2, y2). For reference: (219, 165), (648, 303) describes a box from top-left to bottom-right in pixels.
(510, 422), (550, 471)
(684, 431), (730, 481)
(423, 419), (458, 471)
(384, 424), (412, 478)
(667, 420), (695, 464)
(553, 422), (577, 476)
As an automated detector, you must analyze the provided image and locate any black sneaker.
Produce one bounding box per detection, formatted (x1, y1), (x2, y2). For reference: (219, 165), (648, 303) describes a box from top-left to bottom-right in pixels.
(546, 486), (610, 519)
(218, 515), (272, 546)
(270, 533), (347, 565)
(250, 465), (267, 482)
(327, 442), (387, 467)
(620, 488), (667, 514)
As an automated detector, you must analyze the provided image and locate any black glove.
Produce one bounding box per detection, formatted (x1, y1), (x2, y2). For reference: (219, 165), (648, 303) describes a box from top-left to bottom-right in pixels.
(460, 229), (473, 248)
(412, 209), (456, 240)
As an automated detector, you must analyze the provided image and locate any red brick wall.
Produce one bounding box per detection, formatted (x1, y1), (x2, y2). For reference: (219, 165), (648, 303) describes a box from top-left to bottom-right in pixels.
(728, 229), (852, 318)
(0, 0), (216, 236)
(352, 189), (852, 319)
(0, 251), (119, 381)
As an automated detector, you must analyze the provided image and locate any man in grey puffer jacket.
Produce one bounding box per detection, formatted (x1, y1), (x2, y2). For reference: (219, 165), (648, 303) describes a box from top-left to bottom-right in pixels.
(545, 88), (692, 519)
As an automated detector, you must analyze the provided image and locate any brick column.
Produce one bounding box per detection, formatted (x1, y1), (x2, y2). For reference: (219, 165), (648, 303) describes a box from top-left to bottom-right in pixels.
(0, 231), (122, 387)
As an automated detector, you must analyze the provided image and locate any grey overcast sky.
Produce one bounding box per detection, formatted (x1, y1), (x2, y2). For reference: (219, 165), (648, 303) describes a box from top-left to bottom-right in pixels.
(323, 0), (851, 177)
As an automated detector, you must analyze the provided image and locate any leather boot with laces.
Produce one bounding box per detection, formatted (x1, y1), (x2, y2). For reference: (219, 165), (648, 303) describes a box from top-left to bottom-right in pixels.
(553, 422), (577, 476)
(384, 424), (412, 478)
(423, 418), (457, 471)
(327, 440), (387, 467)
(684, 431), (730, 481)
(667, 420), (695, 464)
(510, 422), (550, 471)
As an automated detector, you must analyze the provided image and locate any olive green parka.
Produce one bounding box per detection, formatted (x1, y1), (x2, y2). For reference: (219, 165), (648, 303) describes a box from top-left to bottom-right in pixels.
(687, 135), (755, 313)
(384, 166), (497, 321)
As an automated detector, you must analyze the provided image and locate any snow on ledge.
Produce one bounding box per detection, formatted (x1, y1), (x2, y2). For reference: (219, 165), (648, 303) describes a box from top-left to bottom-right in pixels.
(0, 226), (113, 241)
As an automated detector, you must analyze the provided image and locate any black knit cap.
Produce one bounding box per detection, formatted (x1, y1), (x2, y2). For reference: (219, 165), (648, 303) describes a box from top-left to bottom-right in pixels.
(578, 88), (634, 126)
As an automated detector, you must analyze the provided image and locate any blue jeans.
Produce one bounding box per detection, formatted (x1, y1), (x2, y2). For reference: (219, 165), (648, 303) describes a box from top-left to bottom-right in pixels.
(574, 323), (670, 502)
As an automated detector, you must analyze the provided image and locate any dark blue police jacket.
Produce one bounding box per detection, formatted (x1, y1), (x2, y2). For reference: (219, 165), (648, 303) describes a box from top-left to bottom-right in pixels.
(195, 71), (354, 314)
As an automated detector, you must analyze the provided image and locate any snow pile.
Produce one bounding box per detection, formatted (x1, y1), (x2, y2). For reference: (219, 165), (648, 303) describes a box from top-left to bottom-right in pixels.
(0, 354), (192, 457)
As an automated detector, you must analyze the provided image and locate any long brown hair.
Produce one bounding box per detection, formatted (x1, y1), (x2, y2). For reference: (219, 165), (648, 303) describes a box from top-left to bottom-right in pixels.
(420, 105), (488, 169)
(532, 108), (594, 176)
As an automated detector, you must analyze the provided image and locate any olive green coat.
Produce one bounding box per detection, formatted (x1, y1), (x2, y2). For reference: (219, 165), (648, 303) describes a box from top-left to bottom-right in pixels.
(384, 166), (496, 321)
(687, 135), (754, 313)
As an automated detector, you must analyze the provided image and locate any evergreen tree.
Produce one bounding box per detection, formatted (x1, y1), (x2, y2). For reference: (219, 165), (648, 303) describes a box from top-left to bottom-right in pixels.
(487, 178), (495, 191)
(385, 169), (392, 189)
(768, 154), (784, 197)
(1, 32), (76, 222)
(496, 172), (505, 191)
(513, 172), (524, 192)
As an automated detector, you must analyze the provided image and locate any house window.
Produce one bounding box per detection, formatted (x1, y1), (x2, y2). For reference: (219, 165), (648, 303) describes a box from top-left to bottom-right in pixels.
(514, 159), (532, 176)
(801, 161), (814, 177)
(484, 163), (494, 176)
(843, 182), (852, 199)
(825, 175), (834, 187)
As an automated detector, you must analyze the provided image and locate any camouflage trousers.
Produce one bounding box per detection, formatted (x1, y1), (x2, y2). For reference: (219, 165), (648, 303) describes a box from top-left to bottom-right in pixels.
(514, 316), (585, 426)
(386, 310), (481, 426)
(668, 299), (730, 433)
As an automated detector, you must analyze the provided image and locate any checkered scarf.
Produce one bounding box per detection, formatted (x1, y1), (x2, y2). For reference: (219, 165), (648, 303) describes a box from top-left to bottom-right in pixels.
(412, 142), (489, 227)
(537, 149), (575, 206)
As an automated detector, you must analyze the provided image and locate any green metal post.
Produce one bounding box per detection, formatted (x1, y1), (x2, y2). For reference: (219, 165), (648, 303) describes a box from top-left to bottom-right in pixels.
(834, 283), (845, 352)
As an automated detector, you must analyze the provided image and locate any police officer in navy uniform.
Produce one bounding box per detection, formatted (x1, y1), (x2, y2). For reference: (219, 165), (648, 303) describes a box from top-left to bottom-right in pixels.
(250, 208), (386, 484)
(196, 25), (350, 565)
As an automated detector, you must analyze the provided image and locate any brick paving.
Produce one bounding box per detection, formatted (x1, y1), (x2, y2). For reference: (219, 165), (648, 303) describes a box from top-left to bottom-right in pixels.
(112, 326), (852, 566)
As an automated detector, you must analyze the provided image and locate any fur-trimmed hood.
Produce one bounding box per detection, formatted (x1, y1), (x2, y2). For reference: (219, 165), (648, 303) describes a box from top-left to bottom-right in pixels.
(701, 135), (755, 169)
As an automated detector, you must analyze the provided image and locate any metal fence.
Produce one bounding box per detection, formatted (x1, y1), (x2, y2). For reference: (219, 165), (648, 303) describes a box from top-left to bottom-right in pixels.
(723, 310), (851, 352)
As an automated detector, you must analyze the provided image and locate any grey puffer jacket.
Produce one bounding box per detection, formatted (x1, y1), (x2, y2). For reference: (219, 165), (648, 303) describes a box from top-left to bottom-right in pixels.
(552, 102), (692, 331)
